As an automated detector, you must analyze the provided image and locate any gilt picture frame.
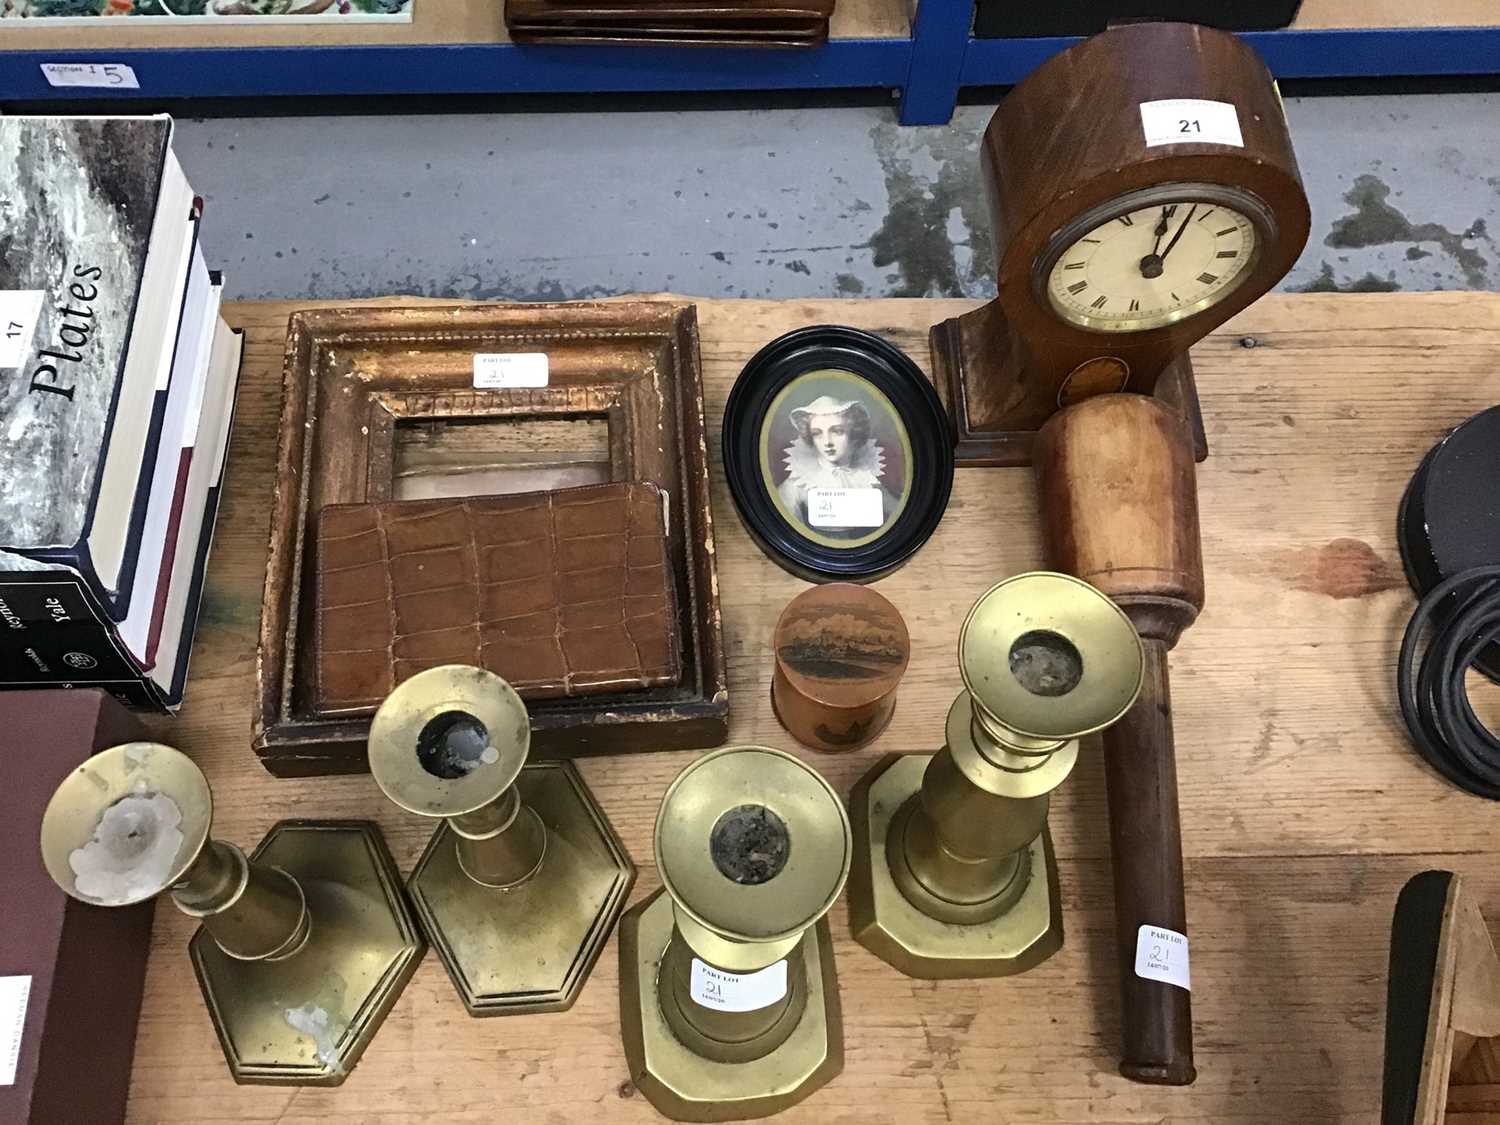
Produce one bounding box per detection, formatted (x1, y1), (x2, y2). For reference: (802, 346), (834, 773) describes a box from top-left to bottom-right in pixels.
(254, 301), (727, 777)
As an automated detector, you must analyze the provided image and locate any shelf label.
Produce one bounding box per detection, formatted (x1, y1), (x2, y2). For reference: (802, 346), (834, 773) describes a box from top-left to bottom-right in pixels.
(41, 63), (140, 90)
(807, 486), (883, 529)
(473, 352), (548, 389)
(1140, 99), (1243, 149)
(1134, 925), (1190, 991)
(0, 291), (45, 370)
(0, 976), (31, 1086)
(690, 958), (787, 1013)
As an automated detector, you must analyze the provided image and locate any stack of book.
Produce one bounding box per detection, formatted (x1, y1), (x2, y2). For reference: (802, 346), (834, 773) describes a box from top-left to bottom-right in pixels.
(0, 115), (243, 711)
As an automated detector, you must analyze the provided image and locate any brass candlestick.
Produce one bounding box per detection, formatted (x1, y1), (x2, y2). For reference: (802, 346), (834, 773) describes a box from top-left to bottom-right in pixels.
(368, 665), (634, 1016)
(849, 572), (1144, 978)
(620, 746), (851, 1122)
(38, 742), (423, 1086)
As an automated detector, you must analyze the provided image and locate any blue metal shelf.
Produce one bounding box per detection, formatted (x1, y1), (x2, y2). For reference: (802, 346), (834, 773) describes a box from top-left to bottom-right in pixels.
(2, 6), (1498, 126)
(0, 39), (915, 99)
(961, 24), (1500, 86)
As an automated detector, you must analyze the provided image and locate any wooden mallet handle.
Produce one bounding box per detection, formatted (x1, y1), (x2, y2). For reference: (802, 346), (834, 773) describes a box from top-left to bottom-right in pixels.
(1035, 393), (1203, 1086)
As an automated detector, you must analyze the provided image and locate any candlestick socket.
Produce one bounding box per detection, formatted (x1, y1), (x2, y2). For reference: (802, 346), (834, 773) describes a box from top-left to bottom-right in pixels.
(849, 573), (1143, 978)
(369, 665), (633, 1015)
(620, 746), (850, 1121)
(39, 742), (423, 1085)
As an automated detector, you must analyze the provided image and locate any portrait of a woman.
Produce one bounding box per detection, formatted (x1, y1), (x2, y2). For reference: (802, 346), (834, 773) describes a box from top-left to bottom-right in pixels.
(775, 393), (901, 536)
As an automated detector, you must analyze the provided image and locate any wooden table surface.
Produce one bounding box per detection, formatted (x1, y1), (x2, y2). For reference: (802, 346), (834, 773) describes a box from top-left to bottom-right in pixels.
(125, 292), (1500, 1124)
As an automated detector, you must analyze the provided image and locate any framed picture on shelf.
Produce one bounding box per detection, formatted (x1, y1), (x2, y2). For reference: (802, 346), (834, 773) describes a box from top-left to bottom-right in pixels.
(0, 0), (412, 23)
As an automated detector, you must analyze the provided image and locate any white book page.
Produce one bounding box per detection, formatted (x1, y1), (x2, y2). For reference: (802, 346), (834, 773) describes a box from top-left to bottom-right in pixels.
(89, 149), (195, 594)
(151, 314), (238, 694)
(117, 249), (214, 663)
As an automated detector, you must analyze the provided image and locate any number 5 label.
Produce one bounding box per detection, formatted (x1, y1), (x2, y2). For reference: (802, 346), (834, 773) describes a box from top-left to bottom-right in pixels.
(41, 63), (141, 90)
(1140, 99), (1243, 149)
(1134, 924), (1191, 991)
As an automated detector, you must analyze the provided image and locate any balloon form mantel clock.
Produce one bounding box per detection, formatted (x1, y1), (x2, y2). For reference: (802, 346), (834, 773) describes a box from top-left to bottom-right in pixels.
(931, 21), (1311, 464)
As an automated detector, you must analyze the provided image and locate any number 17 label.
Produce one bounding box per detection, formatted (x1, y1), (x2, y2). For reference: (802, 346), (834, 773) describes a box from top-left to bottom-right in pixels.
(0, 290), (45, 370)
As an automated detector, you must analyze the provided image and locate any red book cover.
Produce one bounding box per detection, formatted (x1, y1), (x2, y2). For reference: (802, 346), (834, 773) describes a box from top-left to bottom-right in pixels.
(0, 690), (153, 1125)
(143, 448), (193, 669)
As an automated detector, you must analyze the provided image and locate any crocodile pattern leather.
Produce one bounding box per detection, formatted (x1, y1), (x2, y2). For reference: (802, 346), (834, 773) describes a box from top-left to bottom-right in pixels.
(313, 482), (680, 716)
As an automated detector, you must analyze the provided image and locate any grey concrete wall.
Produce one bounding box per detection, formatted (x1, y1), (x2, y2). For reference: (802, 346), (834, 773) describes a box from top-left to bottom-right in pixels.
(173, 92), (1499, 301)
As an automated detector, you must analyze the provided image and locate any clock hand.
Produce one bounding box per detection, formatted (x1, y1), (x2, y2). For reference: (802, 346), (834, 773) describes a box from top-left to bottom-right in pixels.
(1139, 205), (1176, 278)
(1150, 207), (1173, 256)
(1158, 204), (1199, 262)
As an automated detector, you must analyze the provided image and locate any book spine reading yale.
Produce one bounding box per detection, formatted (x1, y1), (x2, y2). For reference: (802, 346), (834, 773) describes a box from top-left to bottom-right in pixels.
(0, 574), (159, 708)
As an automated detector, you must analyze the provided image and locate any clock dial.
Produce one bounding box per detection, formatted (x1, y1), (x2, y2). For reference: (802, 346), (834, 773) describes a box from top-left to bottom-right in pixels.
(1044, 199), (1259, 331)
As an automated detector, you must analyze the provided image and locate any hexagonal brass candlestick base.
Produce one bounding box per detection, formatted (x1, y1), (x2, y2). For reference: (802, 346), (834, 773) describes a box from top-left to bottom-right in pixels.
(370, 666), (634, 1016)
(849, 754), (1062, 979)
(39, 743), (423, 1087)
(190, 820), (426, 1085)
(409, 760), (634, 1015)
(620, 890), (843, 1123)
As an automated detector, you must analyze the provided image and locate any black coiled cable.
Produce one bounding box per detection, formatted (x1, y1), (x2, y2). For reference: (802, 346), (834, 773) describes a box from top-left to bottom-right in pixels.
(1397, 564), (1500, 799)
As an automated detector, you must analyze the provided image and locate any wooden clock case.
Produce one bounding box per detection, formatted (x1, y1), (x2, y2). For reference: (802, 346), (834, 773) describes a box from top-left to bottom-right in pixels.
(931, 21), (1310, 465)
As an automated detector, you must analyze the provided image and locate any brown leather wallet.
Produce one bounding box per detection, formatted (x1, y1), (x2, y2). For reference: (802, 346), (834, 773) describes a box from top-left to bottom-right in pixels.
(312, 482), (681, 716)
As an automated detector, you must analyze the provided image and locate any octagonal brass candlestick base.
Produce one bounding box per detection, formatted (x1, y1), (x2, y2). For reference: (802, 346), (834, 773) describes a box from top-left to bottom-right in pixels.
(369, 665), (634, 1016)
(39, 743), (423, 1086)
(849, 572), (1144, 979)
(620, 746), (851, 1122)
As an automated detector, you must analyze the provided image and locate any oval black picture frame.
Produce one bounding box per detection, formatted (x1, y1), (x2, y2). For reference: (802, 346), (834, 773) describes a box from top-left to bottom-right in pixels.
(722, 325), (955, 583)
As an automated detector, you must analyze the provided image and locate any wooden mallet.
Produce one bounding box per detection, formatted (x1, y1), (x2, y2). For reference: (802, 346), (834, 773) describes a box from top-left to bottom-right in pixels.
(1034, 392), (1202, 1085)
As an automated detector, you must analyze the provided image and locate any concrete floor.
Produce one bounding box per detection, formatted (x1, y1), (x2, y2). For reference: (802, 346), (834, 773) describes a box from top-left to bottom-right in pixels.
(174, 91), (1500, 302)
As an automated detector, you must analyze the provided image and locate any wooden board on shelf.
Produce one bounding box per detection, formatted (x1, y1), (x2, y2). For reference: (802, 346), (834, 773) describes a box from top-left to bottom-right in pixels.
(831, 0), (906, 43)
(0, 0), (906, 51)
(1295, 0), (1500, 29)
(121, 291), (1500, 1122)
(3, 0), (1494, 52)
